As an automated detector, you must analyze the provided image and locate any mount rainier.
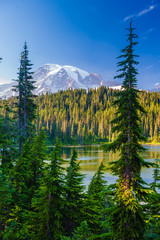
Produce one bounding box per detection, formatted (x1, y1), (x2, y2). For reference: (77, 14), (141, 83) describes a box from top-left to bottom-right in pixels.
(0, 64), (121, 98)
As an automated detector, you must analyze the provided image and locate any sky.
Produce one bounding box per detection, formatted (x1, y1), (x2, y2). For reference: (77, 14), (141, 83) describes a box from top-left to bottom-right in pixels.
(0, 0), (160, 90)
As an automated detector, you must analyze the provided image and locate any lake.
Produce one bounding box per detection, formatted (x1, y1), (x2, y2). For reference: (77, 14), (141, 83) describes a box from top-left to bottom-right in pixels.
(61, 144), (160, 188)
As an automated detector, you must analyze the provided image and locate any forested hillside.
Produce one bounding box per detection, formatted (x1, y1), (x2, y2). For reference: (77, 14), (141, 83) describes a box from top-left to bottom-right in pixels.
(1, 21), (160, 239)
(1, 86), (160, 144)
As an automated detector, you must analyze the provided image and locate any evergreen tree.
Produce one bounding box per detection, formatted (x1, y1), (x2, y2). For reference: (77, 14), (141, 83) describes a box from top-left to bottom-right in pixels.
(84, 162), (107, 235)
(5, 84), (160, 145)
(0, 114), (4, 146)
(61, 222), (93, 240)
(12, 139), (33, 210)
(0, 58), (5, 150)
(1, 101), (17, 172)
(4, 131), (47, 239)
(72, 221), (93, 240)
(88, 162), (106, 199)
(101, 22), (152, 239)
(13, 54), (24, 151)
(12, 129), (47, 209)
(145, 155), (160, 239)
(13, 42), (36, 151)
(0, 166), (14, 239)
(64, 149), (85, 236)
(28, 139), (65, 240)
(150, 155), (160, 192)
(30, 128), (47, 192)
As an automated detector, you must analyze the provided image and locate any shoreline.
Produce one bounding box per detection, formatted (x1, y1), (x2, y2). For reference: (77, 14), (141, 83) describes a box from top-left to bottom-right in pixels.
(48, 142), (160, 148)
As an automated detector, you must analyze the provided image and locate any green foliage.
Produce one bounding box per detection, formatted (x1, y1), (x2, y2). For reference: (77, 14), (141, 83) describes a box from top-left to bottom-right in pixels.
(12, 42), (37, 150)
(2, 205), (29, 240)
(0, 167), (14, 238)
(35, 87), (160, 144)
(1, 86), (160, 145)
(145, 155), (160, 239)
(3, 130), (47, 239)
(12, 129), (47, 209)
(72, 221), (93, 240)
(1, 38), (160, 239)
(30, 128), (47, 191)
(101, 22), (151, 239)
(0, 101), (17, 172)
(28, 139), (65, 240)
(88, 162), (106, 198)
(84, 162), (107, 235)
(64, 149), (85, 236)
(12, 139), (33, 209)
(150, 155), (160, 191)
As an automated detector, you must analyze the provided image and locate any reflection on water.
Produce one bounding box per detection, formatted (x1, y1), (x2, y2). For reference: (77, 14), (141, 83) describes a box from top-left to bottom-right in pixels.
(61, 145), (160, 186)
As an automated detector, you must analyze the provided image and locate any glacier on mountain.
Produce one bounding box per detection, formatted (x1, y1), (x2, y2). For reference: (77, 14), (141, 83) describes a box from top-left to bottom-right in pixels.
(0, 63), (121, 99)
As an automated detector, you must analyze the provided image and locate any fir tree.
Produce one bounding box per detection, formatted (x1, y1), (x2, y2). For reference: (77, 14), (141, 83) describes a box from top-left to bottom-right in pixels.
(0, 166), (14, 239)
(4, 130), (47, 239)
(28, 139), (65, 240)
(30, 128), (47, 192)
(88, 162), (106, 199)
(61, 222), (93, 240)
(145, 155), (160, 239)
(12, 129), (47, 210)
(12, 139), (33, 210)
(22, 42), (36, 138)
(72, 221), (93, 240)
(13, 54), (24, 151)
(84, 162), (107, 235)
(1, 101), (17, 172)
(101, 22), (152, 239)
(13, 42), (36, 151)
(0, 58), (5, 149)
(150, 155), (160, 192)
(64, 149), (85, 236)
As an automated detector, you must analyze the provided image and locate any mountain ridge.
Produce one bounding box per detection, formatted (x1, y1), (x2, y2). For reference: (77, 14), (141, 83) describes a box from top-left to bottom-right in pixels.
(0, 63), (121, 98)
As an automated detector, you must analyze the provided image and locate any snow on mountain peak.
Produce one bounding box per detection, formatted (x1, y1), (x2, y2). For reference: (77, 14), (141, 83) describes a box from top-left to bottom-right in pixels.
(63, 65), (89, 79)
(0, 63), (121, 98)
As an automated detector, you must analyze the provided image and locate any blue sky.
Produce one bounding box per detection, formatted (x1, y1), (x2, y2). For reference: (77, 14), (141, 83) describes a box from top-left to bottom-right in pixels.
(0, 0), (160, 89)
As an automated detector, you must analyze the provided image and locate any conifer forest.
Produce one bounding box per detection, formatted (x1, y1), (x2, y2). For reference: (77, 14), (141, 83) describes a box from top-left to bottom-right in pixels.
(0, 23), (160, 240)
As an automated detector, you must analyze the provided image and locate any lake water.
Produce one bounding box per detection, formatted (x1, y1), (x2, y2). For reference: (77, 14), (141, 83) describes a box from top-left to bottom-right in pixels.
(61, 144), (160, 188)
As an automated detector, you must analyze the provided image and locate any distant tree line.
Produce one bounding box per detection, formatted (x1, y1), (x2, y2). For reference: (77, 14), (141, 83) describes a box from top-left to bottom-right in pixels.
(1, 87), (160, 145)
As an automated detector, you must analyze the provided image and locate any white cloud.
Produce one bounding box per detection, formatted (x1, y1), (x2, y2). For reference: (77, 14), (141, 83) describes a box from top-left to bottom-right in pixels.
(138, 5), (156, 16)
(146, 65), (154, 70)
(124, 4), (158, 22)
(124, 15), (135, 22)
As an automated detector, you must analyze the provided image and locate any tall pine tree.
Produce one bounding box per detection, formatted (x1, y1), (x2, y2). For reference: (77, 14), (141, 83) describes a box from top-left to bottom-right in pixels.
(101, 22), (151, 239)
(1, 101), (17, 172)
(145, 155), (160, 239)
(84, 162), (107, 235)
(13, 42), (36, 151)
(28, 139), (65, 240)
(6, 130), (47, 239)
(64, 149), (85, 237)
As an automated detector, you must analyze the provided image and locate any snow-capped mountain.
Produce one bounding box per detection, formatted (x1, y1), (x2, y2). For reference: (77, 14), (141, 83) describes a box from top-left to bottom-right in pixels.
(0, 64), (121, 99)
(151, 83), (160, 92)
(0, 82), (16, 99)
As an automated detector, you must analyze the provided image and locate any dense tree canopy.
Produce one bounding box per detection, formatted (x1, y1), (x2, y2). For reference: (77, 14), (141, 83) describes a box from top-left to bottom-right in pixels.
(1, 87), (160, 145)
